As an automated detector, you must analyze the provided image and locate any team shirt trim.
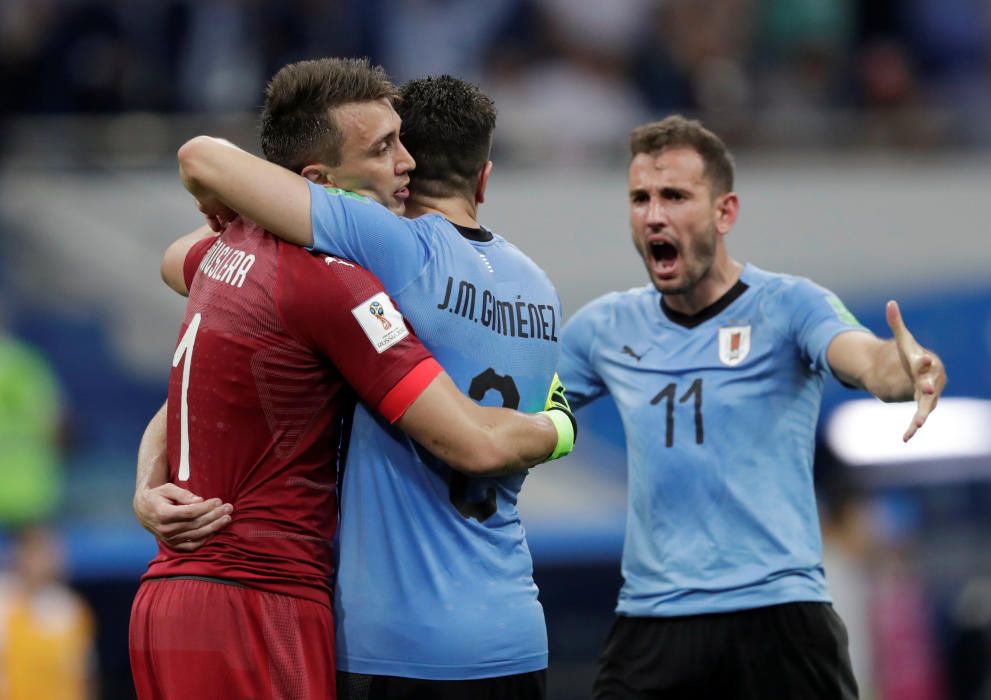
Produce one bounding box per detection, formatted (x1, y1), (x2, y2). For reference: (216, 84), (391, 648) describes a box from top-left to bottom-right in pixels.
(376, 357), (443, 423)
(661, 279), (750, 328)
(451, 222), (494, 243)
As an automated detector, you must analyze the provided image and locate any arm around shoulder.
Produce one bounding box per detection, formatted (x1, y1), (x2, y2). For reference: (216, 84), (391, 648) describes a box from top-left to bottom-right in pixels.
(177, 136), (314, 247)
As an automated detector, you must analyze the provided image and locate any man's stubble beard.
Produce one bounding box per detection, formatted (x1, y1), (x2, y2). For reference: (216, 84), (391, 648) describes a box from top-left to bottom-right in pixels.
(647, 222), (718, 297)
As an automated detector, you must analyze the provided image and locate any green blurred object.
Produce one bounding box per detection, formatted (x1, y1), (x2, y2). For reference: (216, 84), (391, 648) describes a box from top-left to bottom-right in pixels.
(0, 336), (62, 525)
(759, 0), (854, 53)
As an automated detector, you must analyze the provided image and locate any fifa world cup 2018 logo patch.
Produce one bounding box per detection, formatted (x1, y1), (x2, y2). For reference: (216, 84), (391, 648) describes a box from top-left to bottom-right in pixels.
(369, 301), (392, 330)
(352, 293), (408, 353)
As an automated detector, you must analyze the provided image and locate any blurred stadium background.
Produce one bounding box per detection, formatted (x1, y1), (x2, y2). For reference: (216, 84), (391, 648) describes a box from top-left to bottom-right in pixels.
(1, 0), (989, 698)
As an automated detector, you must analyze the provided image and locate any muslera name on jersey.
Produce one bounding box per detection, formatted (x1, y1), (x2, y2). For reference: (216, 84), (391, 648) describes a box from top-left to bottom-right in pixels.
(198, 242), (256, 289)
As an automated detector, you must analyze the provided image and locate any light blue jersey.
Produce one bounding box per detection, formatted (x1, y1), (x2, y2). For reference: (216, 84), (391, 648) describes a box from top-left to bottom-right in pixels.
(559, 264), (867, 617)
(307, 182), (561, 679)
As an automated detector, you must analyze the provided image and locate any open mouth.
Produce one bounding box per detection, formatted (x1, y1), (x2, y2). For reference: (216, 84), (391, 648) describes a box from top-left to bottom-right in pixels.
(649, 241), (679, 273)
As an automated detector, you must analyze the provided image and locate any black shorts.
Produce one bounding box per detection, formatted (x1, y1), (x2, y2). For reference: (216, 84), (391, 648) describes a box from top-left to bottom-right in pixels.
(337, 669), (546, 700)
(593, 602), (858, 700)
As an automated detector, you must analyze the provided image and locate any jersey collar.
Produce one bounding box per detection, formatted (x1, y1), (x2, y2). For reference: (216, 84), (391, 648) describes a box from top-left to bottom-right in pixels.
(660, 279), (750, 329)
(450, 221), (494, 242)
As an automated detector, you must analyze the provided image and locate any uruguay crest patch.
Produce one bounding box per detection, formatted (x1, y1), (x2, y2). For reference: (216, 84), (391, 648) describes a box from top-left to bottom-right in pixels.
(718, 325), (751, 366)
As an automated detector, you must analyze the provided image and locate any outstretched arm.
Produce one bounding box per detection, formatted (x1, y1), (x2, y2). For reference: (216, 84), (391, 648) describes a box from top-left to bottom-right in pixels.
(397, 373), (576, 476)
(827, 300), (946, 442)
(134, 402), (232, 550)
(178, 136), (314, 246)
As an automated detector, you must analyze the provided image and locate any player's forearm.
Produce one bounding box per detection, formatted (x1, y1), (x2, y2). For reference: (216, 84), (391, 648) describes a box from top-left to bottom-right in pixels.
(397, 374), (559, 475)
(859, 339), (916, 402)
(178, 136), (229, 203)
(132, 400), (229, 545)
(177, 136), (314, 246)
(460, 408), (559, 476)
(135, 402), (169, 495)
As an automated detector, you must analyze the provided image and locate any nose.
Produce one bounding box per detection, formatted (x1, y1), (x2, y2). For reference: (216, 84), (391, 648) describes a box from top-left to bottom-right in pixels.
(396, 140), (415, 174)
(645, 197), (667, 229)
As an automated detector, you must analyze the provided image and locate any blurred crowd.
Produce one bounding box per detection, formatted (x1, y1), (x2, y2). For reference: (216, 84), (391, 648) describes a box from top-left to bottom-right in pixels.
(0, 313), (96, 700)
(3, 0), (991, 157)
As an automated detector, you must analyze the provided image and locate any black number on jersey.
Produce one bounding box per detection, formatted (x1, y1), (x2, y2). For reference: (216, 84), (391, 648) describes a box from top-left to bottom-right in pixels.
(448, 368), (520, 523)
(650, 378), (703, 447)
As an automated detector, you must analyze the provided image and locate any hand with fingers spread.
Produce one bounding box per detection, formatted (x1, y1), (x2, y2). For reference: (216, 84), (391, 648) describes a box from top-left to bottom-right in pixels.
(134, 482), (232, 552)
(886, 300), (946, 442)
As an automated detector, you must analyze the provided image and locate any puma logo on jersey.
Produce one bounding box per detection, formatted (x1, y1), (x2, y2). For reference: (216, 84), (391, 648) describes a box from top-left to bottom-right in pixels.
(622, 345), (646, 362)
(324, 256), (355, 268)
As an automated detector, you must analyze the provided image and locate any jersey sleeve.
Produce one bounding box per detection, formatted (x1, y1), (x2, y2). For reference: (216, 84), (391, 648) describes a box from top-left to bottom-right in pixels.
(559, 300), (610, 410)
(306, 181), (430, 293)
(183, 237), (220, 290)
(775, 278), (871, 375)
(276, 247), (441, 422)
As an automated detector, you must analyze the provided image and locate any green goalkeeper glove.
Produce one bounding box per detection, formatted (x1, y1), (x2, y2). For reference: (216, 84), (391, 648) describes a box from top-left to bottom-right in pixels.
(539, 373), (577, 461)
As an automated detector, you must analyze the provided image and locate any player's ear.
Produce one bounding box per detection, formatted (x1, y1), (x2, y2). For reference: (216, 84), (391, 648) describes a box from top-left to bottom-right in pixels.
(301, 164), (333, 186)
(715, 191), (739, 235)
(475, 161), (493, 204)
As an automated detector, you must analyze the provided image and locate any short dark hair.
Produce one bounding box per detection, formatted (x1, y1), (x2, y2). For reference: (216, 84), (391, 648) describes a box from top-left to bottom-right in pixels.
(260, 57), (397, 172)
(630, 116), (735, 195)
(397, 76), (497, 199)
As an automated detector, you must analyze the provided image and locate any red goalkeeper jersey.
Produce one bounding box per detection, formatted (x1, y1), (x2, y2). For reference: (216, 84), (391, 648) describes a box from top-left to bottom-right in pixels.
(142, 218), (440, 605)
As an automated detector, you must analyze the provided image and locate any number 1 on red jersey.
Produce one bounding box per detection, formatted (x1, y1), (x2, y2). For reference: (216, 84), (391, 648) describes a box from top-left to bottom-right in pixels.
(172, 313), (201, 481)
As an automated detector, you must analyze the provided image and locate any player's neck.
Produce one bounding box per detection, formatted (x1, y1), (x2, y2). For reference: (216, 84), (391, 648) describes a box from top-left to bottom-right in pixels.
(664, 257), (743, 317)
(406, 195), (479, 228)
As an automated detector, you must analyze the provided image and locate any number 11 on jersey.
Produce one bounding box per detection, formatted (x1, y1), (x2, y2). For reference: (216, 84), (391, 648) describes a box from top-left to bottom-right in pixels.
(172, 312), (202, 481)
